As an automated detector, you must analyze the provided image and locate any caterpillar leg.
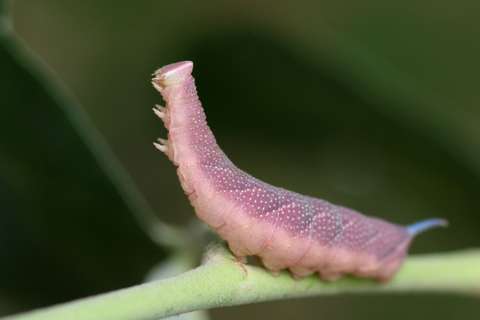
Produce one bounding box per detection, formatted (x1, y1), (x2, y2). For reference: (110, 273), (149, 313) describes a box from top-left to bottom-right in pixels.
(319, 272), (342, 282)
(266, 268), (282, 277)
(154, 138), (169, 153)
(153, 104), (166, 119)
(234, 255), (247, 264)
(289, 266), (315, 280)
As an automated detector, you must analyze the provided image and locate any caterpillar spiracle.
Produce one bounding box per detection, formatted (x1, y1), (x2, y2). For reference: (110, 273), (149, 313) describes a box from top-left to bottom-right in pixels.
(151, 61), (447, 281)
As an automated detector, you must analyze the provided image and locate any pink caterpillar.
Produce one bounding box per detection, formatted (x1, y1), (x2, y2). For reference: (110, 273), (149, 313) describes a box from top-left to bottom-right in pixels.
(152, 61), (447, 281)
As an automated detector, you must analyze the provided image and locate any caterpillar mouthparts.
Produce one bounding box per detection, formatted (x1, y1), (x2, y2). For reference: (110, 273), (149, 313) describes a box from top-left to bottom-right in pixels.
(152, 61), (447, 281)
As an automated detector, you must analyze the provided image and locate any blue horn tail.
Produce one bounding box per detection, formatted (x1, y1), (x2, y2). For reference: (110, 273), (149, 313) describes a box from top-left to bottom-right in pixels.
(407, 218), (448, 236)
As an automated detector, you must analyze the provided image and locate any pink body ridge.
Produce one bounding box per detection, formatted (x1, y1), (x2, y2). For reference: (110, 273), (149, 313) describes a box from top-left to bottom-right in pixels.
(152, 61), (447, 281)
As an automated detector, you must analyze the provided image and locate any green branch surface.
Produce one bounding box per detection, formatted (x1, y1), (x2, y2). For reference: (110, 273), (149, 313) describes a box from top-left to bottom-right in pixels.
(2, 236), (479, 320)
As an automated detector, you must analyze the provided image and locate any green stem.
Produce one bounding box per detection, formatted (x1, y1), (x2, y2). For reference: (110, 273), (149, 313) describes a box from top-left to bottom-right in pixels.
(2, 237), (479, 320)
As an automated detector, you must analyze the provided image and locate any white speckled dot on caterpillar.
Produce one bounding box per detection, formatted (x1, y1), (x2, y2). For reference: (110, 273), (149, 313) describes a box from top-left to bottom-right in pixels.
(151, 61), (448, 282)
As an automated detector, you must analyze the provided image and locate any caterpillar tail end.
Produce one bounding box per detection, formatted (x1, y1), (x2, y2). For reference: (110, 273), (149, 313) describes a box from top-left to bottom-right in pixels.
(407, 218), (449, 236)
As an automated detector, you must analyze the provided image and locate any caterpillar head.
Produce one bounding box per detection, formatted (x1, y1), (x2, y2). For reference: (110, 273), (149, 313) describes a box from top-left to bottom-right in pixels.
(152, 61), (194, 92)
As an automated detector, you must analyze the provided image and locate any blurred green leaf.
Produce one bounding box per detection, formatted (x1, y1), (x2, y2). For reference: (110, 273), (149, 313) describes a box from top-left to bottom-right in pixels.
(0, 2), (166, 314)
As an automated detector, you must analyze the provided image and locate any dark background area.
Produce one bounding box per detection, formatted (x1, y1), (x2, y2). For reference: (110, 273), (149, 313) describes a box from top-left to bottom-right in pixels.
(1, 0), (479, 319)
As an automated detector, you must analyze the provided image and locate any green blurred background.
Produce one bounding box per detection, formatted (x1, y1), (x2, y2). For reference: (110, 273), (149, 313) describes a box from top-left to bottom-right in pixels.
(1, 0), (479, 319)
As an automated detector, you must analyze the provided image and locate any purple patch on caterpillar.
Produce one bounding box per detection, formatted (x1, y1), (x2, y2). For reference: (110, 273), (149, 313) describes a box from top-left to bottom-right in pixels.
(152, 61), (448, 281)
